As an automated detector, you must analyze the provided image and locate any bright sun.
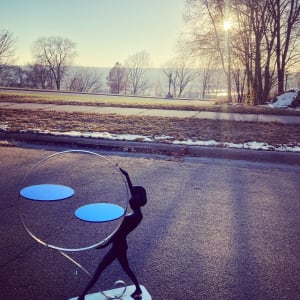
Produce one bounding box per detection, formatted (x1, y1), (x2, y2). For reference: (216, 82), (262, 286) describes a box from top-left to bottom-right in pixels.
(223, 20), (232, 30)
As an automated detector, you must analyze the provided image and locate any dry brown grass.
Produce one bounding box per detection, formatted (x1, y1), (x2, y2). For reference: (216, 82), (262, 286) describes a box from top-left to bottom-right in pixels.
(1, 108), (300, 147)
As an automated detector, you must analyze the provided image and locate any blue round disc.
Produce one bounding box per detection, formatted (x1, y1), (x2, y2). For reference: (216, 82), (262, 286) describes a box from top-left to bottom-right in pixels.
(20, 184), (74, 201)
(75, 203), (125, 222)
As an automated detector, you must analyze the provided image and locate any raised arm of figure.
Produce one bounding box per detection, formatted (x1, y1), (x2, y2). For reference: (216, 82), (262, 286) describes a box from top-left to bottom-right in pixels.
(119, 167), (133, 193)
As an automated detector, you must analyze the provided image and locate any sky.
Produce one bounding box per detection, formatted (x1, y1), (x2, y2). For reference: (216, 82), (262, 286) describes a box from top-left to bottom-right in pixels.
(1, 0), (186, 68)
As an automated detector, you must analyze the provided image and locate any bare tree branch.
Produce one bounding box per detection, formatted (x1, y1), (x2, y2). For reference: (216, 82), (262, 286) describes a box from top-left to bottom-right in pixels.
(68, 68), (102, 93)
(125, 50), (150, 95)
(32, 36), (76, 90)
(0, 29), (15, 66)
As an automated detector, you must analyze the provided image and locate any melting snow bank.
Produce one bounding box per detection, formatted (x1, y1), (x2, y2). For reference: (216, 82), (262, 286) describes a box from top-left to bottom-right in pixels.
(0, 123), (9, 131)
(173, 139), (300, 152)
(15, 129), (300, 153)
(269, 89), (300, 108)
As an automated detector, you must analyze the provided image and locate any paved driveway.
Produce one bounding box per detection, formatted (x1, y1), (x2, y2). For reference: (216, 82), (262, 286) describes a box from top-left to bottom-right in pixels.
(1, 145), (300, 299)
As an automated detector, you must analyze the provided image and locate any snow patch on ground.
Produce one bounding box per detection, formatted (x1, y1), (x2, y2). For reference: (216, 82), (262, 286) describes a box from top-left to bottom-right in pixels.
(269, 90), (299, 108)
(8, 128), (298, 153)
(0, 123), (9, 131)
(173, 139), (300, 152)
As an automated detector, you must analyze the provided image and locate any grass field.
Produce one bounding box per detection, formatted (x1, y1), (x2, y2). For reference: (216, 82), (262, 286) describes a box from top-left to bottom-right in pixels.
(0, 90), (215, 109)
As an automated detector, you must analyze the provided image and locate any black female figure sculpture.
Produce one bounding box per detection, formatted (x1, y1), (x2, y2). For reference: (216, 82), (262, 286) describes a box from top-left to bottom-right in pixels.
(78, 168), (147, 300)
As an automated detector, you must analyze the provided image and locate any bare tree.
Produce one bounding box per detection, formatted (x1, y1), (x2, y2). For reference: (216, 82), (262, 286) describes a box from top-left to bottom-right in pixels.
(181, 0), (231, 97)
(194, 53), (219, 99)
(231, 0), (267, 104)
(232, 67), (246, 103)
(107, 62), (128, 94)
(125, 50), (150, 95)
(182, 0), (300, 104)
(31, 36), (76, 90)
(68, 68), (102, 93)
(270, 0), (300, 93)
(164, 56), (198, 98)
(0, 65), (27, 87)
(0, 29), (15, 67)
(0, 29), (16, 84)
(178, 62), (198, 97)
(232, 0), (300, 101)
(25, 64), (54, 89)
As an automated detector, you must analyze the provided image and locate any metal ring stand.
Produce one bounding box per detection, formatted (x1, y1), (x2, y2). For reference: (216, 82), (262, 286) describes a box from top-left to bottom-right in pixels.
(18, 150), (130, 299)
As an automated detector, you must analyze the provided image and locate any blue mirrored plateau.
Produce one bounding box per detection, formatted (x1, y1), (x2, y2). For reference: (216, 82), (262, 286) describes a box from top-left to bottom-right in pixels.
(75, 203), (125, 222)
(20, 184), (75, 201)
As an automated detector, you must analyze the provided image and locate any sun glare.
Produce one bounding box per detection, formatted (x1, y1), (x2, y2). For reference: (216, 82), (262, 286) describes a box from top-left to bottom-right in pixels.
(223, 20), (232, 31)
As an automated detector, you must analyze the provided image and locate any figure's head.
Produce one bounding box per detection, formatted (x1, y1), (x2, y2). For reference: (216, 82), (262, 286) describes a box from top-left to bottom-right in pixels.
(129, 186), (147, 210)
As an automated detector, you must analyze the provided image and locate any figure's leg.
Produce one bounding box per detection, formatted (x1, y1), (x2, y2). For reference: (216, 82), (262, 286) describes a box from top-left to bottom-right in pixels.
(78, 249), (116, 300)
(117, 251), (142, 298)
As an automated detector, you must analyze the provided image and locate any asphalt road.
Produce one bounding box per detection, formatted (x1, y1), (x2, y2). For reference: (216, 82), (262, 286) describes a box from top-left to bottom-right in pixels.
(1, 145), (300, 300)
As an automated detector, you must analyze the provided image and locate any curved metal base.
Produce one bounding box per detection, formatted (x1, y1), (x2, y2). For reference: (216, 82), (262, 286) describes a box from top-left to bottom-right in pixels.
(69, 285), (151, 300)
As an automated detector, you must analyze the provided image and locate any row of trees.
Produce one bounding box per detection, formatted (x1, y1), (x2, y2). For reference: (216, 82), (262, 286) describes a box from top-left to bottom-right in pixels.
(107, 54), (201, 97)
(181, 0), (300, 104)
(2, 0), (300, 104)
(0, 32), (79, 91)
(107, 51), (150, 95)
(0, 28), (201, 97)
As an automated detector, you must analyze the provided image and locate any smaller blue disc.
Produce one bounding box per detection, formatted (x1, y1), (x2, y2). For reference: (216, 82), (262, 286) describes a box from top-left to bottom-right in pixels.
(75, 203), (125, 222)
(20, 184), (74, 201)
